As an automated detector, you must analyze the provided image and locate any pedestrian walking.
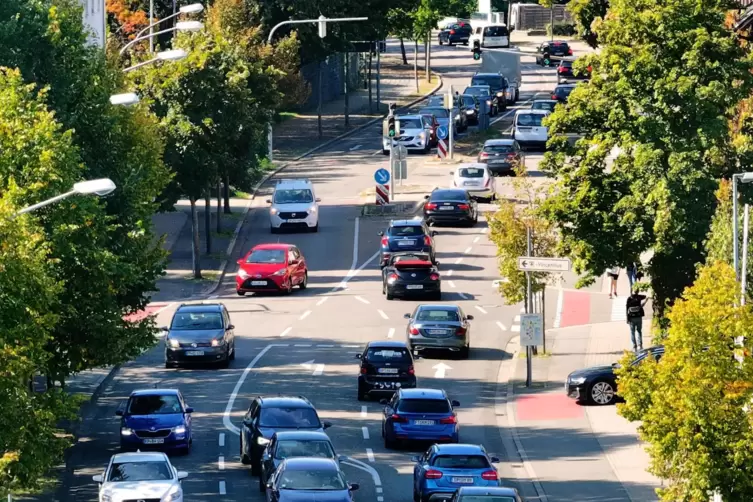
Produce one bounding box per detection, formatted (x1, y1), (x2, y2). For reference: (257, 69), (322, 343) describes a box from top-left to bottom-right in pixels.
(606, 266), (619, 298)
(626, 289), (649, 352)
(626, 262), (638, 291)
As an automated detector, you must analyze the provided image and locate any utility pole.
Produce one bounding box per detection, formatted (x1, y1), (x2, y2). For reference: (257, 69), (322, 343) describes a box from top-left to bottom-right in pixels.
(550, 4), (554, 42)
(414, 40), (419, 92)
(317, 60), (323, 140)
(344, 52), (349, 127)
(525, 225), (533, 387)
(149, 0), (155, 53)
(448, 85), (454, 160)
(376, 43), (381, 111)
(427, 32), (432, 83)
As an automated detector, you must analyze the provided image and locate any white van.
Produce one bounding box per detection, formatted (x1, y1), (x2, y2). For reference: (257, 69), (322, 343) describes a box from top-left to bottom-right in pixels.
(512, 109), (551, 149)
(268, 178), (320, 233)
(469, 24), (510, 49)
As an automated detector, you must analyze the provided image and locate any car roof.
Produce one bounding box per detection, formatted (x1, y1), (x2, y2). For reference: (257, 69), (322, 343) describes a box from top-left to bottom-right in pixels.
(130, 388), (180, 397)
(416, 304), (461, 311)
(466, 84), (491, 88)
(433, 443), (485, 455)
(111, 452), (169, 463)
(555, 83), (577, 89)
(399, 388), (447, 399)
(547, 39), (570, 44)
(457, 486), (519, 495)
(396, 114), (422, 120)
(473, 73), (501, 77)
(457, 163), (488, 170)
(484, 138), (515, 146)
(258, 396), (314, 408)
(175, 302), (223, 313)
(515, 109), (550, 116)
(283, 457), (338, 470)
(532, 99), (557, 104)
(390, 219), (423, 227)
(274, 178), (313, 189)
(431, 188), (468, 195)
(251, 243), (293, 251)
(273, 431), (331, 441)
(367, 340), (410, 349)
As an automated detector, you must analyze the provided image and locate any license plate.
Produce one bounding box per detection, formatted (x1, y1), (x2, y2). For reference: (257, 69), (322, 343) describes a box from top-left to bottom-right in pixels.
(428, 329), (447, 334)
(250, 281), (267, 286)
(378, 368), (399, 374)
(406, 284), (423, 290)
(464, 182), (480, 186)
(185, 350), (204, 356)
(413, 419), (435, 426)
(143, 438), (165, 444)
(376, 382), (397, 389)
(286, 219), (305, 223)
(439, 206), (454, 211)
(397, 240), (415, 246)
(452, 477), (474, 484)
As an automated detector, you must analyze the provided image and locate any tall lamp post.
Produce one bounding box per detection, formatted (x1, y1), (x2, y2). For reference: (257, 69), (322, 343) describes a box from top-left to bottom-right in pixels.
(14, 179), (117, 217)
(732, 172), (753, 282)
(145, 2), (204, 53)
(120, 21), (203, 56)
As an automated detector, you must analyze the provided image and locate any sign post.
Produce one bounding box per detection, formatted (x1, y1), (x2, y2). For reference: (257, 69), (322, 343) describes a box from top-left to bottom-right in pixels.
(393, 145), (407, 184)
(447, 85), (454, 160)
(436, 125), (448, 159)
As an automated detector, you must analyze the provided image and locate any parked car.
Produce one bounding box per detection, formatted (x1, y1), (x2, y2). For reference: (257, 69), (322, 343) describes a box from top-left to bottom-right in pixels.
(412, 444), (502, 502)
(438, 22), (472, 45)
(450, 163), (496, 201)
(356, 340), (418, 400)
(477, 138), (525, 176)
(117, 389), (193, 454)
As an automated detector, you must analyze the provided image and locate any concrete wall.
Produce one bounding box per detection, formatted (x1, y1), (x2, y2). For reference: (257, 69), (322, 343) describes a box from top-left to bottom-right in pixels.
(79, 0), (106, 48)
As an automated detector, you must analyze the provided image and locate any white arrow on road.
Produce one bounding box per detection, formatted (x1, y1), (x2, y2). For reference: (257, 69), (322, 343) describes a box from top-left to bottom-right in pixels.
(300, 360), (325, 376)
(433, 363), (452, 379)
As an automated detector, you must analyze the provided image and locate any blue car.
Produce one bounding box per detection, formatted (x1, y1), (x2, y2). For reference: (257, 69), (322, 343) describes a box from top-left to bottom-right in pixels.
(378, 219), (438, 267)
(116, 389), (193, 454)
(380, 388), (459, 448)
(264, 457), (359, 501)
(412, 444), (502, 502)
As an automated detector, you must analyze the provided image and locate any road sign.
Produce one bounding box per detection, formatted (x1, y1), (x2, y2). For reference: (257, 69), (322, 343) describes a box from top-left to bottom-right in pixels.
(394, 144), (407, 160)
(517, 257), (571, 272)
(374, 168), (390, 184)
(392, 158), (407, 180)
(437, 139), (447, 159)
(520, 314), (543, 346)
(437, 125), (448, 140)
(376, 184), (389, 205)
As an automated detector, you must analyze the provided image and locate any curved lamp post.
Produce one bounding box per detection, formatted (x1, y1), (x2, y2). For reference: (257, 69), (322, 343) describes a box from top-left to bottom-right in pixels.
(119, 20), (204, 56)
(123, 48), (189, 73)
(14, 178), (117, 216)
(109, 93), (141, 106)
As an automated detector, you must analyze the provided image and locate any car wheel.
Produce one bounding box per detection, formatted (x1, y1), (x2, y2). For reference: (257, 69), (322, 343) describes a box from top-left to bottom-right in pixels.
(384, 433), (395, 449)
(439, 38), (443, 45)
(357, 383), (367, 401)
(236, 290), (245, 296)
(515, 89), (520, 101)
(259, 474), (266, 492)
(219, 356), (230, 369)
(459, 345), (470, 359)
(448, 41), (454, 46)
(270, 226), (278, 234)
(382, 282), (386, 295)
(251, 459), (260, 476)
(413, 487), (420, 502)
(164, 361), (175, 369)
(589, 380), (616, 405)
(229, 344), (236, 361)
(432, 291), (442, 301)
(283, 279), (293, 295)
(386, 290), (394, 300)
(240, 438), (251, 465)
(299, 272), (308, 290)
(382, 149), (389, 155)
(310, 223), (319, 233)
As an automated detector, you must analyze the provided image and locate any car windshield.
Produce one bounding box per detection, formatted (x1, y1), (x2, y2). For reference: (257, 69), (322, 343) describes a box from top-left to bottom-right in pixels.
(416, 309), (460, 322)
(471, 76), (502, 89)
(399, 118), (423, 129)
(246, 249), (286, 264)
(397, 398), (451, 413)
(279, 469), (347, 490)
(366, 348), (412, 362)
(275, 440), (335, 459)
(461, 96), (476, 106)
(430, 190), (468, 202)
(428, 96), (443, 106)
(532, 102), (556, 111)
(128, 394), (183, 415)
(389, 226), (424, 236)
(464, 87), (490, 96)
(171, 311), (223, 330)
(554, 86), (575, 98)
(392, 253), (430, 264)
(274, 189), (313, 204)
(458, 167), (485, 178)
(421, 108), (449, 118)
(107, 461), (173, 482)
(517, 114), (545, 127)
(484, 26), (508, 36)
(432, 455), (490, 469)
(485, 144), (514, 153)
(259, 407), (321, 428)
(459, 498), (516, 502)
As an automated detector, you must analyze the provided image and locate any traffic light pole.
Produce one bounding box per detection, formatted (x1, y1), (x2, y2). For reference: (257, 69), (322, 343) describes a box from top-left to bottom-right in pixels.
(448, 86), (454, 160)
(389, 139), (395, 203)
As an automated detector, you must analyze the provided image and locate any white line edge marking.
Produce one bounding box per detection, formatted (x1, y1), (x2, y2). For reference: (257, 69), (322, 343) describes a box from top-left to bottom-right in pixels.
(294, 344), (311, 347)
(458, 292), (469, 299)
(514, 315), (520, 322)
(334, 217), (381, 291)
(208, 294), (219, 299)
(520, 307), (526, 313)
(464, 246), (472, 254)
(219, 433), (225, 447)
(366, 448), (375, 462)
(377, 309), (389, 320)
(361, 406), (368, 418)
(349, 144), (363, 151)
(496, 321), (507, 331)
(362, 426), (370, 439)
(454, 257), (463, 265)
(448, 280), (456, 288)
(300, 310), (312, 320)
(387, 327), (395, 338)
(481, 227), (488, 234)
(318, 344), (335, 348)
(219, 480), (227, 495)
(475, 305), (488, 314)
(218, 456), (225, 470)
(376, 488), (383, 493)
(512, 325), (521, 332)
(447, 270), (454, 277)
(355, 296), (371, 304)
(553, 287), (564, 328)
(223, 344), (277, 435)
(343, 458), (382, 487)
(316, 296), (329, 306)
(473, 236), (480, 243)
(279, 327), (292, 337)
(313, 364), (325, 376)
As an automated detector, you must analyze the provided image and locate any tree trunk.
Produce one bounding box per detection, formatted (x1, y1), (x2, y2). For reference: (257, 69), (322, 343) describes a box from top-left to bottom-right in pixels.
(414, 40), (419, 92)
(190, 197), (202, 279)
(223, 173), (231, 214)
(426, 32), (432, 83)
(424, 37), (429, 81)
(399, 38), (408, 65)
(204, 192), (212, 254)
(216, 180), (222, 234)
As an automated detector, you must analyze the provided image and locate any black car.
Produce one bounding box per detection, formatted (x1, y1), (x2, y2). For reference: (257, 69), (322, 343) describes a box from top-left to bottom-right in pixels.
(379, 219), (438, 267)
(478, 138), (524, 176)
(470, 73), (508, 114)
(259, 431), (345, 492)
(552, 83), (577, 103)
(162, 303), (236, 368)
(356, 340), (418, 400)
(423, 188), (478, 226)
(240, 395), (332, 474)
(458, 94), (480, 124)
(438, 22), (472, 46)
(382, 254), (441, 300)
(535, 40), (572, 66)
(557, 60), (591, 83)
(566, 346), (665, 405)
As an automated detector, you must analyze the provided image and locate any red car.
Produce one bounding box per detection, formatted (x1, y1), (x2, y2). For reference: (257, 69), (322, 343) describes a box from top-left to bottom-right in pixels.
(236, 243), (308, 295)
(421, 114), (440, 147)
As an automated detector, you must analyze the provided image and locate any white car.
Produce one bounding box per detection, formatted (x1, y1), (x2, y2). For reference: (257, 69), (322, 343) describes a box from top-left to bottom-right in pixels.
(450, 163), (496, 201)
(93, 451), (187, 502)
(382, 114), (431, 154)
(267, 178), (320, 233)
(469, 24), (510, 49)
(512, 109), (551, 149)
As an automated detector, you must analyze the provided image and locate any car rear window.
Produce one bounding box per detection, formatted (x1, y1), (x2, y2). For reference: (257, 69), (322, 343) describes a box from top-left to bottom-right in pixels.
(550, 41), (570, 51)
(397, 398), (451, 413)
(516, 114), (545, 127)
(471, 76), (503, 89)
(554, 86), (575, 98)
(421, 108), (449, 118)
(366, 348), (411, 362)
(432, 455), (490, 468)
(259, 407), (320, 428)
(458, 167), (485, 178)
(398, 118), (422, 129)
(459, 496), (516, 502)
(531, 101), (556, 112)
(415, 309), (460, 322)
(484, 26), (509, 37)
(389, 226), (424, 236)
(560, 61), (573, 68)
(430, 190), (468, 202)
(484, 144), (514, 153)
(464, 87), (490, 96)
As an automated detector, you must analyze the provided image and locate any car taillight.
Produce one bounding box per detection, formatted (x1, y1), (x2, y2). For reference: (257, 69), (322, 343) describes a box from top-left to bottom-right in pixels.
(439, 415), (457, 424)
(507, 153), (516, 158)
(484, 178), (491, 187)
(424, 235), (432, 246)
(450, 29), (456, 34)
(425, 470), (443, 479)
(381, 236), (389, 247)
(391, 414), (408, 423)
(567, 48), (573, 55)
(360, 367), (367, 374)
(481, 470), (498, 481)
(479, 152), (489, 159)
(425, 203), (438, 210)
(587, 65), (592, 72)
(430, 273), (440, 281)
(458, 204), (470, 210)
(409, 326), (420, 335)
(455, 327), (467, 336)
(408, 366), (415, 375)
(552, 94), (557, 100)
(388, 273), (398, 282)
(558, 66), (566, 73)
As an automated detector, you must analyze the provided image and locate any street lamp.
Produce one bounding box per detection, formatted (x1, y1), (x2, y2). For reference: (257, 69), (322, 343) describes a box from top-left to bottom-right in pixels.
(143, 2), (204, 53)
(732, 172), (753, 281)
(14, 178), (117, 216)
(123, 48), (189, 73)
(119, 21), (204, 56)
(109, 93), (140, 106)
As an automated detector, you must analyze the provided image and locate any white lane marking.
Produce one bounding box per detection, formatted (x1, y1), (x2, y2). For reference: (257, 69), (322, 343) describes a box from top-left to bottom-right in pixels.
(300, 310), (312, 320)
(355, 296), (371, 304)
(349, 144), (363, 151)
(490, 91), (545, 125)
(343, 458), (382, 488)
(279, 327), (292, 337)
(378, 498), (384, 502)
(370, 149), (383, 156)
(464, 247), (472, 254)
(317, 296), (329, 306)
(481, 227), (488, 234)
(514, 315), (521, 322)
(454, 257), (463, 265)
(553, 288), (564, 328)
(475, 306), (488, 314)
(343, 344), (361, 348)
(313, 364), (325, 376)
(361, 406), (368, 418)
(219, 433), (225, 447)
(433, 363), (452, 378)
(458, 292), (469, 299)
(473, 236), (480, 243)
(294, 344), (311, 347)
(301, 360), (315, 370)
(388, 327), (395, 338)
(366, 448), (375, 462)
(496, 321), (507, 331)
(448, 280), (456, 288)
(209, 294), (219, 299)
(512, 325), (521, 332)
(219, 481), (227, 495)
(377, 309), (389, 320)
(520, 307), (526, 313)
(224, 344), (277, 435)
(377, 487), (383, 493)
(318, 344), (335, 348)
(335, 217), (380, 291)
(218, 456), (225, 470)
(447, 270), (454, 276)
(362, 426), (370, 439)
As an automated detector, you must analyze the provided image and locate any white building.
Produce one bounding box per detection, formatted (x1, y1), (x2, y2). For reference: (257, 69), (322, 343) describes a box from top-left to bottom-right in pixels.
(80, 0), (106, 48)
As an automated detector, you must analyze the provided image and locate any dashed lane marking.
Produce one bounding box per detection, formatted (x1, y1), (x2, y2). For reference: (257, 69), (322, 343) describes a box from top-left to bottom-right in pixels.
(481, 227), (488, 234)
(454, 257), (463, 265)
(313, 364), (325, 376)
(218, 456), (225, 470)
(464, 247), (472, 254)
(300, 310), (312, 320)
(512, 325), (521, 332)
(349, 144), (363, 151)
(279, 327), (292, 337)
(362, 427), (370, 439)
(388, 328), (395, 338)
(377, 309), (389, 320)
(209, 294), (219, 299)
(361, 406), (368, 418)
(219, 433), (225, 447)
(355, 296), (371, 304)
(473, 236), (480, 244)
(317, 296), (329, 306)
(219, 481), (227, 495)
(319, 344), (335, 348)
(475, 306), (488, 314)
(294, 344), (311, 347)
(447, 270), (454, 276)
(496, 321), (507, 331)
(366, 448), (375, 462)
(448, 280), (456, 288)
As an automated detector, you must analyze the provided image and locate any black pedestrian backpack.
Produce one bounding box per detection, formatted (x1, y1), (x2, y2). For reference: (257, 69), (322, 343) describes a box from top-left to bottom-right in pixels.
(626, 297), (643, 318)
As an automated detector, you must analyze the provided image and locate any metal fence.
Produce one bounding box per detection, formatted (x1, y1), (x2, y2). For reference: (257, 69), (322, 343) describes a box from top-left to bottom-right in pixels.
(298, 52), (361, 110)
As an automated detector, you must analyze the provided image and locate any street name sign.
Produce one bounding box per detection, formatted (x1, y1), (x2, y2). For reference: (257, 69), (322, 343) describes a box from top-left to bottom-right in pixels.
(520, 314), (543, 346)
(517, 257), (571, 272)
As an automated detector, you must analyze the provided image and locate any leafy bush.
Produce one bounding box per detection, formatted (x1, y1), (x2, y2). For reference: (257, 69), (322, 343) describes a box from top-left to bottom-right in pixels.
(546, 23), (577, 36)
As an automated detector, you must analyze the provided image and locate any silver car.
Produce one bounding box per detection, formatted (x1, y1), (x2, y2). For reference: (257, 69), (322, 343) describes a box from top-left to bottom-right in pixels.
(404, 305), (474, 359)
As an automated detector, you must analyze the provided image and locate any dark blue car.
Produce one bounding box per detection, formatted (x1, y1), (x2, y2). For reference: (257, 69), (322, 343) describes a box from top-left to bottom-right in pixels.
(379, 219), (437, 267)
(450, 486), (523, 501)
(413, 444), (502, 502)
(381, 388), (459, 448)
(117, 389), (193, 454)
(264, 457), (359, 501)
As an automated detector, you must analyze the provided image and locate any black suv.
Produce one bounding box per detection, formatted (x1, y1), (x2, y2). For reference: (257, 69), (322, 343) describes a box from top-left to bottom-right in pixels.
(535, 40), (572, 66)
(379, 219), (438, 267)
(438, 22), (472, 46)
(356, 341), (418, 400)
(552, 83), (577, 103)
(470, 73), (508, 114)
(240, 396), (332, 474)
(162, 303), (235, 368)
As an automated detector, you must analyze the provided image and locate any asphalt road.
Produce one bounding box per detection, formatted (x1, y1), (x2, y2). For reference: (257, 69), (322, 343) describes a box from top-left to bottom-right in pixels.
(60, 38), (563, 502)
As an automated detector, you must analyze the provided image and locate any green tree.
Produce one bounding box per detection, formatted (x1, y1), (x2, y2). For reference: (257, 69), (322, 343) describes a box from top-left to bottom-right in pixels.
(566, 0), (608, 48)
(539, 0), (753, 324)
(617, 261), (753, 501)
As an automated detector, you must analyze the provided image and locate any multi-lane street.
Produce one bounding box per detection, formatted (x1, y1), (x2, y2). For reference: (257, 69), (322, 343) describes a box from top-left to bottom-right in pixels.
(64, 38), (564, 502)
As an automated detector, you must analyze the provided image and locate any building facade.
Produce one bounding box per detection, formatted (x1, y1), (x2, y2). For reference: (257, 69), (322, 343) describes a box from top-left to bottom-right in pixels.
(80, 0), (106, 48)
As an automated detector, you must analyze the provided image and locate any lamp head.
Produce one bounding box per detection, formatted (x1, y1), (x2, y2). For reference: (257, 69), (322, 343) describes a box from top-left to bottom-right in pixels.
(73, 178), (117, 197)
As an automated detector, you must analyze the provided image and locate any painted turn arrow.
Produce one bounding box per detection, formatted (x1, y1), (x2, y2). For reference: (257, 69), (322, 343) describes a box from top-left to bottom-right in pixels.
(432, 362), (452, 379)
(300, 360), (325, 376)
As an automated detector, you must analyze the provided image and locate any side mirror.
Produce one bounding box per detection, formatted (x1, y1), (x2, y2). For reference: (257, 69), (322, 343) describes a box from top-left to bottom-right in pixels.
(316, 198), (321, 202)
(265, 199), (272, 204)
(115, 410), (123, 416)
(323, 421), (332, 429)
(424, 195), (430, 199)
(466, 315), (474, 320)
(354, 353), (362, 359)
(411, 455), (421, 462)
(227, 325), (235, 330)
(403, 313), (411, 319)
(377, 231), (384, 236)
(177, 471), (188, 480)
(451, 400), (460, 407)
(338, 455), (349, 462)
(379, 399), (389, 405)
(490, 456), (500, 463)
(92, 475), (103, 483)
(185, 407), (194, 414)
(349, 483), (360, 491)
(160, 326), (168, 331)
(431, 231), (438, 236)
(237, 259), (244, 265)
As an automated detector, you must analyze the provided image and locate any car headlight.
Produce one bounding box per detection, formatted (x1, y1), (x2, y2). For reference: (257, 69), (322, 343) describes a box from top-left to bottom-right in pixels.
(164, 484), (183, 502)
(101, 493), (112, 502)
(211, 339), (224, 347)
(167, 338), (180, 348)
(309, 206), (317, 213)
(419, 132), (426, 140)
(173, 425), (186, 434)
(269, 207), (279, 216)
(271, 268), (287, 276)
(486, 100), (492, 106)
(258, 437), (271, 445)
(120, 427), (133, 436)
(569, 377), (586, 385)
(465, 109), (474, 115)
(496, 92), (504, 97)
(238, 268), (250, 279)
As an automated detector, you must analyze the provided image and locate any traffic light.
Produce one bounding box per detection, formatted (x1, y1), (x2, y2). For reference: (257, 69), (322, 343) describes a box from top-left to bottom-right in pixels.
(388, 102), (396, 115)
(472, 46), (482, 60)
(387, 115), (396, 138)
(542, 51), (551, 66)
(385, 103), (400, 139)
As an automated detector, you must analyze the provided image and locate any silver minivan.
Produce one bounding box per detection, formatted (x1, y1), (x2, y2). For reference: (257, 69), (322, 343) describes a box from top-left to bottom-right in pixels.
(512, 109), (551, 149)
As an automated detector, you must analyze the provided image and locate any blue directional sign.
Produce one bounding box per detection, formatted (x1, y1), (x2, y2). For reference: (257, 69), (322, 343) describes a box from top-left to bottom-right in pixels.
(374, 168), (390, 184)
(437, 125), (448, 140)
